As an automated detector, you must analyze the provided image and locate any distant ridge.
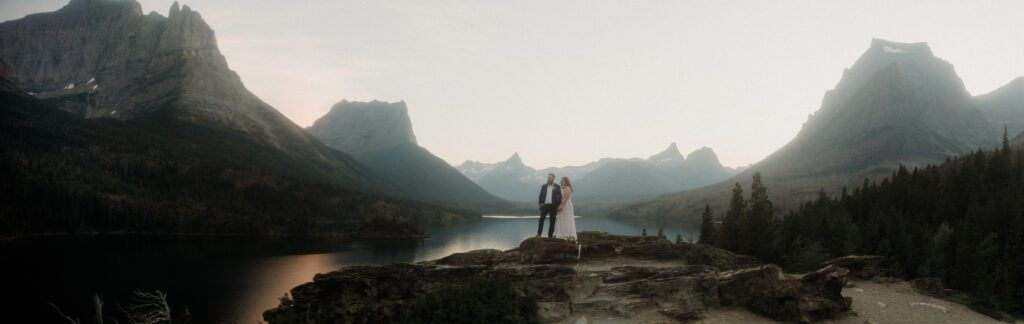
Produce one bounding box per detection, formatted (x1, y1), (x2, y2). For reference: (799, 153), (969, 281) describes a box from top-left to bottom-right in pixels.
(612, 39), (1003, 225)
(456, 143), (738, 202)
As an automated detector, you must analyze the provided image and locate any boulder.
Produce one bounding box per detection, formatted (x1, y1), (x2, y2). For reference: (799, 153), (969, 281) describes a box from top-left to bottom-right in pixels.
(718, 264), (851, 323)
(263, 263), (575, 323)
(823, 255), (886, 279)
(435, 249), (505, 266)
(578, 231), (683, 260)
(519, 237), (580, 264)
(911, 277), (957, 298)
(571, 265), (719, 319)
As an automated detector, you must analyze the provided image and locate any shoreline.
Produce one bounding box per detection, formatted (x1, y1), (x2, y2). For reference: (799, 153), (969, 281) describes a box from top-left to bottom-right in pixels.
(0, 230), (431, 244)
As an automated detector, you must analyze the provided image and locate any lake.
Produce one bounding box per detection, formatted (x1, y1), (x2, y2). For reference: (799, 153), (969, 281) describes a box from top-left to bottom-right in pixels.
(0, 216), (697, 323)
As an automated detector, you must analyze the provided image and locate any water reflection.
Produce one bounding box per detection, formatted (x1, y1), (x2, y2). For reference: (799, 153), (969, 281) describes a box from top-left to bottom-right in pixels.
(0, 216), (697, 323)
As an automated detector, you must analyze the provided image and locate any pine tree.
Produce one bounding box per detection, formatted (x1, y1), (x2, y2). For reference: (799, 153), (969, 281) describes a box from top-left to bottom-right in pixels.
(744, 172), (775, 259)
(699, 204), (716, 245)
(928, 221), (953, 280)
(719, 182), (747, 252)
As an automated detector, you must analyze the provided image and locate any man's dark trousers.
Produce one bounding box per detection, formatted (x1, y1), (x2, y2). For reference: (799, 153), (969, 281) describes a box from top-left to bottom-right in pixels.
(538, 204), (557, 238)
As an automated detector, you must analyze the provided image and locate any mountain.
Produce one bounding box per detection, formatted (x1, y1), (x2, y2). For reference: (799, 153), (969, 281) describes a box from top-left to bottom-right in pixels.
(456, 143), (737, 203)
(0, 0), (333, 160)
(572, 158), (677, 199)
(975, 77), (1024, 136)
(468, 153), (541, 202)
(647, 142), (686, 169)
(0, 1), (481, 237)
(307, 100), (505, 209)
(679, 147), (737, 185)
(574, 143), (737, 199)
(0, 76), (475, 237)
(759, 39), (997, 178)
(613, 39), (1001, 225)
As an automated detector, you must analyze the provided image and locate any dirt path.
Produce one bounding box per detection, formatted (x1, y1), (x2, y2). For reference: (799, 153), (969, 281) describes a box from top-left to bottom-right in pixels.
(560, 280), (1010, 323)
(829, 281), (1006, 324)
(696, 280), (1007, 324)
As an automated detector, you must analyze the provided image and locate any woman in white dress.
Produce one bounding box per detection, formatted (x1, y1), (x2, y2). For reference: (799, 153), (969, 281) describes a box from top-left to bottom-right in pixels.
(555, 176), (577, 241)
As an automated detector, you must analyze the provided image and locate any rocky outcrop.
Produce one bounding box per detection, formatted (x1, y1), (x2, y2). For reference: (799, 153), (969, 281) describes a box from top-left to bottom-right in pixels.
(718, 264), (851, 322)
(823, 255), (887, 279)
(579, 231), (683, 260)
(264, 232), (853, 323)
(0, 0), (327, 158)
(517, 237), (581, 264)
(436, 249), (514, 266)
(910, 277), (960, 299)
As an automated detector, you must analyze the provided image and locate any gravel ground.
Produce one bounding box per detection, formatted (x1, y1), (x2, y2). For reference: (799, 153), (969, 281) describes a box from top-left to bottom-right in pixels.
(561, 280), (1013, 323)
(827, 280), (1007, 324)
(697, 280), (1008, 324)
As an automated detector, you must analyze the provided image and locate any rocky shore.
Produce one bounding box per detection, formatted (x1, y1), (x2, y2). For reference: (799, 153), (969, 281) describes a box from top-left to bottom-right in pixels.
(262, 232), (897, 323)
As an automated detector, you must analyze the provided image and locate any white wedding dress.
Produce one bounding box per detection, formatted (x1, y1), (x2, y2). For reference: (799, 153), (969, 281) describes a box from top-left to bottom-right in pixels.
(554, 187), (577, 240)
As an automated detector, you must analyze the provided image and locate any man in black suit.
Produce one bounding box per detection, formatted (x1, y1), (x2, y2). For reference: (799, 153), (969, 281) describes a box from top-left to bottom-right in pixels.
(537, 173), (562, 238)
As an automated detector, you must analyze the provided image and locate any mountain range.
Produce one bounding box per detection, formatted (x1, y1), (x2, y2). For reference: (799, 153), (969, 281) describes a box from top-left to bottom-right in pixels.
(456, 143), (740, 203)
(307, 100), (505, 210)
(612, 39), (1013, 225)
(0, 0), (478, 237)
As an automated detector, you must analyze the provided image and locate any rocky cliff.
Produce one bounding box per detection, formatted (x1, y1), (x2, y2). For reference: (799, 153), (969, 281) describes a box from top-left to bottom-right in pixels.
(0, 0), (327, 158)
(307, 100), (417, 158)
(264, 232), (862, 323)
(306, 100), (505, 210)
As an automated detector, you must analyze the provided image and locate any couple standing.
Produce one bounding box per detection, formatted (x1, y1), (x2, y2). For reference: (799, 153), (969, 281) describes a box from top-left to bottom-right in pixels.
(537, 173), (577, 240)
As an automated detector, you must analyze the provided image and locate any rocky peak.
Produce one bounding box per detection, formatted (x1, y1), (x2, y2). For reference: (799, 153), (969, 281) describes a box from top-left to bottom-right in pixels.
(169, 1), (181, 18)
(800, 38), (975, 139)
(307, 100), (417, 158)
(0, 0), (328, 158)
(747, 38), (996, 182)
(867, 38), (933, 57)
(506, 152), (524, 166)
(648, 142), (684, 162)
(64, 0), (143, 15)
(818, 39), (962, 114)
(684, 147), (723, 168)
(159, 3), (217, 53)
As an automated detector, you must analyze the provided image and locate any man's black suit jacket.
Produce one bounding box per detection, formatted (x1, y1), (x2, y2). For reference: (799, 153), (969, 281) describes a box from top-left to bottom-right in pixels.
(538, 183), (562, 206)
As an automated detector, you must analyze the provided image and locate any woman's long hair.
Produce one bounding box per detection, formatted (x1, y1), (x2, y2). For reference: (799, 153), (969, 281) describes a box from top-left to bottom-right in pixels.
(560, 176), (573, 191)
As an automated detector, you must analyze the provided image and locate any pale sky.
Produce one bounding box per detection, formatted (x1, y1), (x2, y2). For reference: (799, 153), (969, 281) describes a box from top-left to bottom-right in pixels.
(2, 1), (1023, 169)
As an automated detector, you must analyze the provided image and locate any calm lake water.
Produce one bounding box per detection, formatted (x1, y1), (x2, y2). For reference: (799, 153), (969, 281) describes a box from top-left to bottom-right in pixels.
(1, 216), (697, 323)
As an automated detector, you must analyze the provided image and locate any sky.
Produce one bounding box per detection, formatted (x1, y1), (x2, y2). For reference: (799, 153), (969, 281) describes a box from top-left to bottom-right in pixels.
(2, 1), (1023, 169)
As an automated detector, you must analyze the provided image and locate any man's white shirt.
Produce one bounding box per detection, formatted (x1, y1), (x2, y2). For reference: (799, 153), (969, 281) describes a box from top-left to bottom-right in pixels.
(544, 184), (554, 204)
